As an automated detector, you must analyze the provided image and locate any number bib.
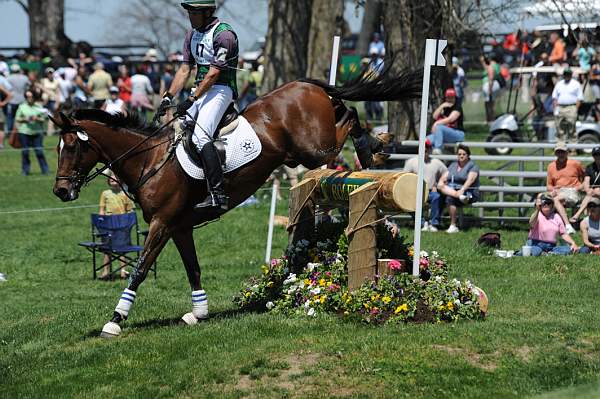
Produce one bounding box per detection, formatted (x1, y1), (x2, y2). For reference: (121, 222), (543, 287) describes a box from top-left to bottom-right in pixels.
(190, 23), (220, 67)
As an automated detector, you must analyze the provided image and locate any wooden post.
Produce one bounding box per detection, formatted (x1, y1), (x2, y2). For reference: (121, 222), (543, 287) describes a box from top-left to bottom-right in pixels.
(287, 178), (317, 274)
(347, 182), (379, 290)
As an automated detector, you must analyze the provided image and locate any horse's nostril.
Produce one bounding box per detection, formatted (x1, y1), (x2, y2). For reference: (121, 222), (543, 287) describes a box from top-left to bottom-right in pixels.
(54, 187), (69, 200)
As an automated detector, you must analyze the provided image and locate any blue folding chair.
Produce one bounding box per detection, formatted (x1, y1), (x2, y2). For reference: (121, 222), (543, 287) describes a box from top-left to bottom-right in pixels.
(79, 213), (157, 280)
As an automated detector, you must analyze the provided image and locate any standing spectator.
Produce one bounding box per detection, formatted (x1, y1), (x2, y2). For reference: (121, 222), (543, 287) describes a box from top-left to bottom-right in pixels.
(87, 62), (113, 108)
(546, 142), (585, 234)
(0, 69), (12, 148)
(364, 49), (384, 121)
(15, 90), (49, 175)
(368, 32), (385, 57)
(40, 68), (60, 114)
(238, 61), (263, 111)
(98, 171), (135, 280)
(451, 57), (466, 107)
(573, 37), (596, 73)
(0, 55), (8, 77)
(55, 70), (73, 111)
(572, 146), (600, 221)
(548, 32), (567, 65)
(73, 66), (90, 109)
(102, 86), (127, 115)
(404, 139), (448, 232)
(426, 88), (464, 154)
(0, 84), (12, 148)
(480, 54), (502, 123)
(516, 193), (578, 256)
(552, 68), (582, 144)
(590, 53), (600, 101)
(438, 144), (480, 233)
(130, 65), (154, 114)
(579, 197), (600, 254)
(116, 64), (132, 107)
(6, 64), (30, 136)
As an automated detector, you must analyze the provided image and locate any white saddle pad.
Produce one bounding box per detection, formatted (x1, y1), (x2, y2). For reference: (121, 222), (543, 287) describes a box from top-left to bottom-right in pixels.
(176, 116), (262, 180)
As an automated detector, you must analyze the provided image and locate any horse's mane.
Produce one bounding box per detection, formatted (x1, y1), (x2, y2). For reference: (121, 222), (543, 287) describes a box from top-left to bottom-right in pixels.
(71, 109), (162, 137)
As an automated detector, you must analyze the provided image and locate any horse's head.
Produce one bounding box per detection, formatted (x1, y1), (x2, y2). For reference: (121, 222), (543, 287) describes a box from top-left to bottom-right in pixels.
(52, 112), (101, 202)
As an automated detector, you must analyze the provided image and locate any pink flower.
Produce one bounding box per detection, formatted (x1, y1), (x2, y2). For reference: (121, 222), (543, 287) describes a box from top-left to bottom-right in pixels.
(325, 271), (332, 278)
(389, 260), (402, 271)
(419, 258), (429, 267)
(271, 259), (280, 266)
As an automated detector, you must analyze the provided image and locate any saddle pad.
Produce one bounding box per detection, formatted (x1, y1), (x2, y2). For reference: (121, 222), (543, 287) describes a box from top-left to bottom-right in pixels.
(176, 116), (262, 180)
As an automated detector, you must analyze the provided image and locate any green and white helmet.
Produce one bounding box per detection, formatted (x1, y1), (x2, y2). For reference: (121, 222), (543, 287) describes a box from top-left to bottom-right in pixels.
(181, 0), (216, 9)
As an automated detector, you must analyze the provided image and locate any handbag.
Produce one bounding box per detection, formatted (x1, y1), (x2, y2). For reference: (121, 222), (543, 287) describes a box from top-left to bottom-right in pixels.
(8, 126), (21, 149)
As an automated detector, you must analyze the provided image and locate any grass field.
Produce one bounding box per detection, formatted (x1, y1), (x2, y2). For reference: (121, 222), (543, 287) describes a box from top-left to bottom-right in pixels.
(2, 141), (600, 398)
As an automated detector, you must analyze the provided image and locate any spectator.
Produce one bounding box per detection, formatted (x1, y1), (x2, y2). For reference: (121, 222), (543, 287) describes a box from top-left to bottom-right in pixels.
(552, 68), (583, 143)
(548, 32), (567, 65)
(98, 171), (135, 280)
(238, 61), (263, 111)
(55, 70), (73, 112)
(546, 142), (585, 234)
(87, 62), (113, 108)
(479, 54), (502, 123)
(6, 64), (30, 137)
(0, 70), (13, 148)
(590, 54), (600, 101)
(73, 66), (90, 109)
(579, 197), (600, 254)
(40, 67), (60, 114)
(130, 66), (154, 114)
(404, 139), (448, 232)
(516, 193), (578, 256)
(451, 57), (466, 107)
(364, 49), (384, 122)
(159, 64), (175, 104)
(102, 86), (127, 115)
(368, 32), (385, 57)
(426, 88), (464, 154)
(572, 146), (600, 221)
(438, 144), (480, 233)
(573, 37), (596, 73)
(15, 90), (49, 175)
(116, 64), (132, 107)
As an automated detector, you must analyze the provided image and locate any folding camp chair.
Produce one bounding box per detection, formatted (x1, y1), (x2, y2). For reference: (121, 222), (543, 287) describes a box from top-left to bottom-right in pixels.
(79, 213), (157, 280)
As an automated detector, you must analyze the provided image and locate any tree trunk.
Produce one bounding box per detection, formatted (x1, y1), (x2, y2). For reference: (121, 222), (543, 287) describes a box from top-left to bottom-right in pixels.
(262, 0), (313, 92)
(356, 0), (382, 57)
(306, 0), (344, 81)
(27, 0), (66, 50)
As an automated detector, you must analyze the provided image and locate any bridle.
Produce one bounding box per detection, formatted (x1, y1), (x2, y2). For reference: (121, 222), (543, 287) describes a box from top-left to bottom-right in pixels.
(55, 129), (100, 191)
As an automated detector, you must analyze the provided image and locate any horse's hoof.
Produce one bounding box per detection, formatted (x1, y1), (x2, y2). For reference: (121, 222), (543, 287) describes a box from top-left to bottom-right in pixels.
(100, 321), (121, 338)
(181, 312), (198, 325)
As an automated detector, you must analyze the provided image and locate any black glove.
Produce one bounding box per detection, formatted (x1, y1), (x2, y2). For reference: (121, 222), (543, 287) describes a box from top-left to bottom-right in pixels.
(155, 96), (172, 119)
(175, 97), (195, 117)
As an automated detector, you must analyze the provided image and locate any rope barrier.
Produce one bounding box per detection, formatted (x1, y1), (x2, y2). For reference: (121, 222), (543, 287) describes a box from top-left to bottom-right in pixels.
(0, 204), (98, 215)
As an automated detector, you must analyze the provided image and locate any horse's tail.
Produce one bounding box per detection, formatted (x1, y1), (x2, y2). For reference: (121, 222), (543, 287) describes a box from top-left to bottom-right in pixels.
(299, 62), (422, 103)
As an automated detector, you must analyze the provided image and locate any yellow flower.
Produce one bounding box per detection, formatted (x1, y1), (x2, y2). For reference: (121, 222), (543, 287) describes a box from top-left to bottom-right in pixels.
(319, 295), (326, 304)
(244, 292), (251, 297)
(446, 301), (454, 310)
(261, 265), (269, 275)
(304, 279), (311, 286)
(371, 294), (380, 302)
(382, 296), (392, 305)
(394, 303), (408, 314)
(364, 302), (371, 309)
(319, 279), (326, 287)
(266, 281), (274, 288)
(438, 305), (445, 311)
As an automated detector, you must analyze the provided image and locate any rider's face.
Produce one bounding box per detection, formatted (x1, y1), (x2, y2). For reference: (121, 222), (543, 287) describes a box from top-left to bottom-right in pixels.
(187, 8), (214, 30)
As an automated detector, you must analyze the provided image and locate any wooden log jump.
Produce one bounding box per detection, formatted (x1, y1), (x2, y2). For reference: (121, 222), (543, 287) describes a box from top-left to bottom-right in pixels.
(288, 169), (426, 290)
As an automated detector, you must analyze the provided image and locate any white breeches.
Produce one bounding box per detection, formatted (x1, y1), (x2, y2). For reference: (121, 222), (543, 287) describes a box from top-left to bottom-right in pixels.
(186, 85), (233, 151)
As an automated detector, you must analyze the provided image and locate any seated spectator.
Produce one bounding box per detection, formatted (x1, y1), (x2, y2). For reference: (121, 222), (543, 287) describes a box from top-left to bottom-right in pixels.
(102, 86), (127, 115)
(438, 144), (480, 233)
(579, 197), (600, 254)
(426, 88), (464, 154)
(516, 193), (578, 256)
(546, 142), (585, 234)
(404, 139), (448, 232)
(548, 32), (567, 65)
(573, 146), (600, 220)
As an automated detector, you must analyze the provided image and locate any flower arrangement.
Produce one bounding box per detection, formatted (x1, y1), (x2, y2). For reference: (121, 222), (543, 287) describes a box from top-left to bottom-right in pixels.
(234, 225), (485, 324)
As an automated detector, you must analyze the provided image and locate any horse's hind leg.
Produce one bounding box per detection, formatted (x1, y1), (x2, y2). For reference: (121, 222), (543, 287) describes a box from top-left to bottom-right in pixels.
(172, 228), (208, 325)
(100, 219), (171, 338)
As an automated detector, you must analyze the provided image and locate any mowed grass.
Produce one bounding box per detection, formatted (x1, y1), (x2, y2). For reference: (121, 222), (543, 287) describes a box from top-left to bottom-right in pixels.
(2, 144), (600, 398)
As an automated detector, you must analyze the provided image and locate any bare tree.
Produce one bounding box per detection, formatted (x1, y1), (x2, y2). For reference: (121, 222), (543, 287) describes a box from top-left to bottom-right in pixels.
(355, 0), (382, 57)
(7, 0), (68, 52)
(261, 0), (313, 92)
(306, 0), (344, 80)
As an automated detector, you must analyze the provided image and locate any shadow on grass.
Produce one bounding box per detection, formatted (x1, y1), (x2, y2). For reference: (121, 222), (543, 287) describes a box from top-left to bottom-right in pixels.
(82, 308), (260, 339)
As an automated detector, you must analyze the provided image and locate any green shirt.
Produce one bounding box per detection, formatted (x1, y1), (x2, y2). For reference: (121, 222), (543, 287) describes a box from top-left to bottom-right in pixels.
(15, 103), (47, 136)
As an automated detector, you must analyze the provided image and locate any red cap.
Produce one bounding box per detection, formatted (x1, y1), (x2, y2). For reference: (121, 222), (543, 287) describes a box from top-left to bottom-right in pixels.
(425, 139), (432, 147)
(444, 88), (456, 98)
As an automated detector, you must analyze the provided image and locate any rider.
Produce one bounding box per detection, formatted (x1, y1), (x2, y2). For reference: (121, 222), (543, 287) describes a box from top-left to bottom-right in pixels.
(157, 0), (239, 211)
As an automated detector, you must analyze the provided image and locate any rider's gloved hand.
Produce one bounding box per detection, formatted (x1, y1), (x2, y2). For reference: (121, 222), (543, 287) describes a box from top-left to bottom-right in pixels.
(175, 96), (195, 118)
(156, 94), (172, 118)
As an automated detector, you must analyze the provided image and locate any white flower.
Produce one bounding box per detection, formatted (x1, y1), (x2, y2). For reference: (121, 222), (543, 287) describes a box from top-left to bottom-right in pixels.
(432, 251), (439, 258)
(283, 274), (297, 285)
(453, 279), (461, 288)
(287, 286), (297, 294)
(435, 276), (443, 283)
(452, 290), (459, 297)
(266, 301), (274, 310)
(310, 287), (321, 295)
(251, 284), (259, 290)
(304, 300), (311, 308)
(420, 250), (429, 258)
(454, 299), (461, 306)
(307, 308), (316, 317)
(306, 262), (319, 272)
(298, 280), (305, 289)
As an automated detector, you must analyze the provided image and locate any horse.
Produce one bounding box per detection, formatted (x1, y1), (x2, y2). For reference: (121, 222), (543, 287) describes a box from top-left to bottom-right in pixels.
(52, 68), (421, 337)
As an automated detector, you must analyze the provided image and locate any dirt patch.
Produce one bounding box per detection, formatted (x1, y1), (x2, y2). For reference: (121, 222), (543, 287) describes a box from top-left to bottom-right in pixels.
(515, 345), (534, 363)
(432, 344), (499, 371)
(567, 339), (597, 361)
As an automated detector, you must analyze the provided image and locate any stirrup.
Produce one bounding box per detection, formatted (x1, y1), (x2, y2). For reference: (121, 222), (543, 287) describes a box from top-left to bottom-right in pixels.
(194, 192), (229, 212)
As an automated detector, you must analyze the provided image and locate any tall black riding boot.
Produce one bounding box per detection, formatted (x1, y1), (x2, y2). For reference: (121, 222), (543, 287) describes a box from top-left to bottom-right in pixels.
(194, 142), (229, 212)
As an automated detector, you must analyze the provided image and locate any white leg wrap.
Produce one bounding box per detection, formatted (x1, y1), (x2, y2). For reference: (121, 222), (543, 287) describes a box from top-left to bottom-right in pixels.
(191, 290), (208, 320)
(115, 288), (136, 319)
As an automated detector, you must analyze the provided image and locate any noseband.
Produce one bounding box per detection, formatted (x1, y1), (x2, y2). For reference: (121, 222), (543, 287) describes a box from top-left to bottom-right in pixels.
(55, 131), (98, 190)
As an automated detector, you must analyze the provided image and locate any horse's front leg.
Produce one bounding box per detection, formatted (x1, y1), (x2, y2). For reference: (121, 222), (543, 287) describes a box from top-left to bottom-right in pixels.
(172, 228), (208, 325)
(100, 219), (171, 338)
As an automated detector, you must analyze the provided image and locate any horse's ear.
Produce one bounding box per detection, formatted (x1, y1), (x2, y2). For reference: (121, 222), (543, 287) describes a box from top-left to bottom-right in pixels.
(59, 112), (73, 128)
(48, 113), (62, 129)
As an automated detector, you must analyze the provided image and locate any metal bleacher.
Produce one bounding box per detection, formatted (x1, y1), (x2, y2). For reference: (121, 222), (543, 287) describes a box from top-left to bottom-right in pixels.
(385, 141), (595, 223)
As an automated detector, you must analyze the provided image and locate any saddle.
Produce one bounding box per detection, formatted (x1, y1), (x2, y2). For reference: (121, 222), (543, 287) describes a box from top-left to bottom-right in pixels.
(182, 103), (239, 169)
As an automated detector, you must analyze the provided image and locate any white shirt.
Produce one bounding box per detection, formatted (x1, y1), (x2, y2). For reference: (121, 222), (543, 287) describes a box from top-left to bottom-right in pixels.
(104, 98), (125, 115)
(130, 74), (153, 96)
(552, 78), (583, 105)
(404, 156), (448, 190)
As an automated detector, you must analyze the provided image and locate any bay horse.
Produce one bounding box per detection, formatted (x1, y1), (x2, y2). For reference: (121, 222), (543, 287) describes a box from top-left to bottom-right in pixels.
(52, 68), (421, 337)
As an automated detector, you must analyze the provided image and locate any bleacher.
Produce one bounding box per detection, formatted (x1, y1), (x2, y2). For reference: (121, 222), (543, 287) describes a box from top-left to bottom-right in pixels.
(384, 141), (596, 224)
